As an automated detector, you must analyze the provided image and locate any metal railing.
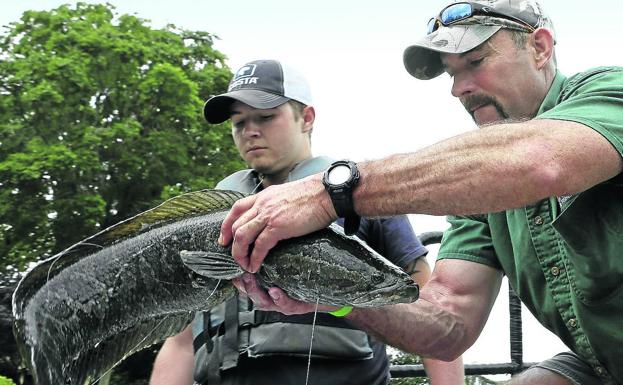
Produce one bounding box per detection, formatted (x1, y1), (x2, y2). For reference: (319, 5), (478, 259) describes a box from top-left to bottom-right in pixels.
(389, 232), (536, 379)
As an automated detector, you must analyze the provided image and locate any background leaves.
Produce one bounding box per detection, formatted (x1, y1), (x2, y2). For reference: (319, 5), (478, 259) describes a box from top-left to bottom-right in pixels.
(0, 3), (244, 273)
(0, 4), (245, 383)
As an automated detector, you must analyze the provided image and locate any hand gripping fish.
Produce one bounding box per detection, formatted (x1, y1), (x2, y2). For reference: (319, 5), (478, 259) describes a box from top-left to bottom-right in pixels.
(12, 189), (419, 385)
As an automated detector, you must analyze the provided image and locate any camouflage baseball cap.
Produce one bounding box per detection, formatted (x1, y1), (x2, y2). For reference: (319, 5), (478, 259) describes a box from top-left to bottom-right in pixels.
(404, 0), (555, 80)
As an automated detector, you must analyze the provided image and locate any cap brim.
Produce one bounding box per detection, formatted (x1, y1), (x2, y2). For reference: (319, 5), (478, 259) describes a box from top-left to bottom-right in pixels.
(203, 89), (290, 124)
(403, 24), (502, 80)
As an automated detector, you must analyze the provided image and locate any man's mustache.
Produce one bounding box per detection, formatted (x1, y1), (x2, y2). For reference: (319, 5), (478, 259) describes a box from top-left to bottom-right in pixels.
(462, 94), (498, 112)
(461, 94), (509, 122)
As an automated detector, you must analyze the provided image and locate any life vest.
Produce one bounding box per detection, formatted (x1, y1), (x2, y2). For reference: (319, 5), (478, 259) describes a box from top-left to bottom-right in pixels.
(191, 156), (374, 385)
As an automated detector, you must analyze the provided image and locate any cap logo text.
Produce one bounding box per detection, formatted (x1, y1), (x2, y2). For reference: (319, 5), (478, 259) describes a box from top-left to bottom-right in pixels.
(229, 64), (260, 91)
(228, 77), (259, 91)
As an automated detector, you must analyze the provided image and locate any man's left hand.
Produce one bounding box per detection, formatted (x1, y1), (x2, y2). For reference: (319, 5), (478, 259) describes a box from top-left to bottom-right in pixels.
(233, 273), (338, 315)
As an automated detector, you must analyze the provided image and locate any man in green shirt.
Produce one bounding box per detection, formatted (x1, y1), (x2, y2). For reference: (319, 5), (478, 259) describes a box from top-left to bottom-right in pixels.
(216, 1), (623, 385)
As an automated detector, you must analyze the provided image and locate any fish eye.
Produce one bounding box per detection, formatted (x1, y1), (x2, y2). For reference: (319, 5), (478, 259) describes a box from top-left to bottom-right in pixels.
(371, 272), (385, 285)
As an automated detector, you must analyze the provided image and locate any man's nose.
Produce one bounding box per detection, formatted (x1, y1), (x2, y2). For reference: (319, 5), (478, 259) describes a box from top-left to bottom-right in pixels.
(242, 122), (261, 138)
(451, 73), (477, 98)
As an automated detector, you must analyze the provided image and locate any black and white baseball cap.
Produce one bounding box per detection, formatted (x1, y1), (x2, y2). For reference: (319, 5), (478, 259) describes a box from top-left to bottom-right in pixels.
(203, 59), (313, 124)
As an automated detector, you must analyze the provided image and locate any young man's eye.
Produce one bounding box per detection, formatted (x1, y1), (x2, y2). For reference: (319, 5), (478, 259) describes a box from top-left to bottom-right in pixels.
(233, 120), (245, 130)
(259, 114), (274, 122)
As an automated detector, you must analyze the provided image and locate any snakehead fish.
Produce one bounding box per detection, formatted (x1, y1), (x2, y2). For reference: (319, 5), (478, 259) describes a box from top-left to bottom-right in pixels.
(11, 189), (419, 385)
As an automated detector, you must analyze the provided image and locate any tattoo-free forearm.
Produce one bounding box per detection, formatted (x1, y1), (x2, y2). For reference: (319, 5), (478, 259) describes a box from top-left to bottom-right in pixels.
(345, 260), (503, 361)
(348, 299), (467, 361)
(354, 119), (622, 217)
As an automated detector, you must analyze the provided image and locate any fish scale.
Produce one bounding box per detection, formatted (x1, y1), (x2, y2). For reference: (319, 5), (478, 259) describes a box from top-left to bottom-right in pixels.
(12, 189), (419, 385)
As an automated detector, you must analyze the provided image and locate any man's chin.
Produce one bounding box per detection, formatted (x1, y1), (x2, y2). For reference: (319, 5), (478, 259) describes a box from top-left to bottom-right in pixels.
(247, 162), (273, 175)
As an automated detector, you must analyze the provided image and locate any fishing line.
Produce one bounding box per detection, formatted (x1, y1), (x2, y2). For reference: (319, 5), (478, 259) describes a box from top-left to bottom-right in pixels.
(250, 174), (264, 194)
(305, 297), (320, 385)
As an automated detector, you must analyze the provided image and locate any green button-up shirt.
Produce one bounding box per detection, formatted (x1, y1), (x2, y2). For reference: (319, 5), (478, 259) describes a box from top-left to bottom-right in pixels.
(438, 66), (623, 384)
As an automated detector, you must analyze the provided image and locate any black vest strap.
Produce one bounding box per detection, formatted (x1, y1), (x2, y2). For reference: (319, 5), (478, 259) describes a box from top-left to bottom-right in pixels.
(193, 312), (213, 354)
(206, 341), (221, 384)
(205, 307), (221, 384)
(250, 310), (355, 329)
(221, 296), (241, 371)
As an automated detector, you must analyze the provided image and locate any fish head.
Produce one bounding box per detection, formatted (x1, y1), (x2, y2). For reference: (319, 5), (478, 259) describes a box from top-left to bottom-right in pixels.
(347, 270), (420, 307)
(265, 224), (420, 307)
(319, 249), (420, 307)
(324, 223), (420, 307)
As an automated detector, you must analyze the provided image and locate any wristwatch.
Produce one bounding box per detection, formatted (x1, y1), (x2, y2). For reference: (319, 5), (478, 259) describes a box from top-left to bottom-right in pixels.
(322, 160), (361, 235)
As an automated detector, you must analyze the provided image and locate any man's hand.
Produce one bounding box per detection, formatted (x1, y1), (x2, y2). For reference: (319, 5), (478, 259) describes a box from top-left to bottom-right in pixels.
(219, 174), (336, 273)
(233, 273), (338, 315)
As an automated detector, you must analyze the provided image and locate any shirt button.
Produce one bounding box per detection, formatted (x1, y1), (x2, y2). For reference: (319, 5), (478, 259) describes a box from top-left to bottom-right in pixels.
(551, 266), (560, 276)
(534, 216), (544, 225)
(568, 318), (578, 328)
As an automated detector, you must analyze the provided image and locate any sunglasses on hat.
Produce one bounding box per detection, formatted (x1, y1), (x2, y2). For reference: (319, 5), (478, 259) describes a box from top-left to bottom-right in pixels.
(427, 2), (538, 35)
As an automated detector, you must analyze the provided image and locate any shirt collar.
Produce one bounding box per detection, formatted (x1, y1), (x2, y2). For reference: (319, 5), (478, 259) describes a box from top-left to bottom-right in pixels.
(537, 70), (567, 116)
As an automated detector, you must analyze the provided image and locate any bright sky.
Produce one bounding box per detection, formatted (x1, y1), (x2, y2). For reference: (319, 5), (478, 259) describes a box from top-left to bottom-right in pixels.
(2, 0), (622, 378)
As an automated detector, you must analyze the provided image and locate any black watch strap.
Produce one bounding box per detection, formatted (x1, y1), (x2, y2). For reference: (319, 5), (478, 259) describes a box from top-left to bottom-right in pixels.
(322, 160), (361, 235)
(343, 213), (361, 236)
(331, 189), (360, 235)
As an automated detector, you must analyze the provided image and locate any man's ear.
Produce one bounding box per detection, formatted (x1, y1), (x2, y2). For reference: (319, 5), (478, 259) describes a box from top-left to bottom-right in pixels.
(301, 105), (315, 133)
(531, 28), (555, 70)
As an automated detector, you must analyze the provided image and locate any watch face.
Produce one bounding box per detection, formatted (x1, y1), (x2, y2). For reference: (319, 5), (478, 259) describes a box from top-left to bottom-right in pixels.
(328, 164), (351, 185)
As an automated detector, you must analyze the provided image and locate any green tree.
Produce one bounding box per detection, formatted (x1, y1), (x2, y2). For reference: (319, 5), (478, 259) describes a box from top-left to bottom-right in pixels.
(389, 350), (428, 385)
(0, 2), (244, 274)
(466, 376), (499, 385)
(389, 350), (501, 385)
(0, 375), (17, 385)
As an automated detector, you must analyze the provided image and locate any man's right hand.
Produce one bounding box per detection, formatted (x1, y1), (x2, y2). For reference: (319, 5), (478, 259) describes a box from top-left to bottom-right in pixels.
(219, 173), (336, 273)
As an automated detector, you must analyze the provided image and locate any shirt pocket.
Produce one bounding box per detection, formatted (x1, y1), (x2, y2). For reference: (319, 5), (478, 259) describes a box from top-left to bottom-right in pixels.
(552, 183), (623, 305)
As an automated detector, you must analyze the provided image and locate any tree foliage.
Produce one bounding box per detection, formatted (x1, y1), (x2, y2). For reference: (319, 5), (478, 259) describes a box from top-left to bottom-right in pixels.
(0, 3), (244, 274)
(389, 350), (501, 385)
(389, 350), (428, 385)
(0, 375), (17, 385)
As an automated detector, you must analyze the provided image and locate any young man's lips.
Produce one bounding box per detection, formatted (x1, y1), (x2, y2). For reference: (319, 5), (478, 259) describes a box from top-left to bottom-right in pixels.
(246, 146), (267, 154)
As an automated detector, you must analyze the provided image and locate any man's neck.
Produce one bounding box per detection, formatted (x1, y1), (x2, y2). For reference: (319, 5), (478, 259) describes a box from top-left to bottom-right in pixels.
(261, 173), (286, 188)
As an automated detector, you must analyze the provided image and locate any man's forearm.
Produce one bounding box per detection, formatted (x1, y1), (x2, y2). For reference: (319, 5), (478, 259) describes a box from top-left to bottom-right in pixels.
(354, 119), (622, 217)
(423, 356), (465, 385)
(149, 328), (194, 385)
(344, 261), (503, 361)
(347, 300), (468, 361)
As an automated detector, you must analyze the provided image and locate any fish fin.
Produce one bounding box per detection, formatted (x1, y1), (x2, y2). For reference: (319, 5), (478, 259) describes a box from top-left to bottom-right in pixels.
(15, 189), (246, 301)
(98, 189), (246, 243)
(180, 250), (244, 280)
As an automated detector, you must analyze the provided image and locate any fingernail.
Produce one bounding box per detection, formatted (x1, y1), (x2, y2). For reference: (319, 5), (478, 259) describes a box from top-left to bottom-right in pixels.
(218, 234), (224, 245)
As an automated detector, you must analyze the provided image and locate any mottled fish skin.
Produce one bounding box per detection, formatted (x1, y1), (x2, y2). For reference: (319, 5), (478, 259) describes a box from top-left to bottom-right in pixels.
(12, 189), (419, 385)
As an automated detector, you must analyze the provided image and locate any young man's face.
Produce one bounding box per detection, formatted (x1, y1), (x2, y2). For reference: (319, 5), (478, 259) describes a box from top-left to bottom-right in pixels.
(441, 30), (547, 126)
(230, 101), (311, 177)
